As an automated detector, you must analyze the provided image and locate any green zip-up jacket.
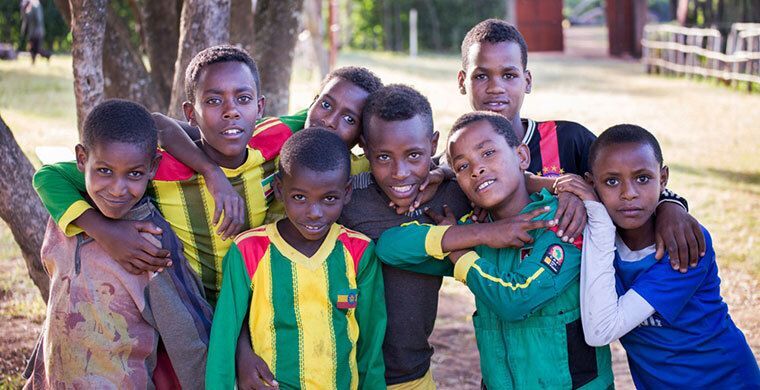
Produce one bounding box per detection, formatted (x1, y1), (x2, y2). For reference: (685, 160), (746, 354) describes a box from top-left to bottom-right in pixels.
(376, 189), (613, 389)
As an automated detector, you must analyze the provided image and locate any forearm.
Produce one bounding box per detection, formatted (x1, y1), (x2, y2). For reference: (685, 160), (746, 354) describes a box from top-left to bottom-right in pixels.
(580, 201), (655, 346)
(524, 172), (556, 194)
(157, 118), (219, 176)
(33, 162), (91, 235)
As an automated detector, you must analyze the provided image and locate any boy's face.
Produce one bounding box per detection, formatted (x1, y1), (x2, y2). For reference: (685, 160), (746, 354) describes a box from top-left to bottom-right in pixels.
(448, 120), (530, 211)
(183, 61), (264, 168)
(306, 77), (369, 148)
(76, 141), (159, 220)
(458, 41), (532, 122)
(589, 142), (668, 231)
(363, 114), (439, 209)
(274, 165), (351, 242)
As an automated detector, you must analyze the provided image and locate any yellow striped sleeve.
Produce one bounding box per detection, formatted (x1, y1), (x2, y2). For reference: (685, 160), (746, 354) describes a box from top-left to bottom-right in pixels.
(453, 251), (480, 283)
(424, 225), (451, 259)
(60, 200), (93, 237)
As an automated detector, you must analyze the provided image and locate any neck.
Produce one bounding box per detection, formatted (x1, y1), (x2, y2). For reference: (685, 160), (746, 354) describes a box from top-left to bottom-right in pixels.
(276, 219), (327, 257)
(199, 140), (247, 169)
(617, 216), (656, 251)
(489, 182), (532, 222)
(511, 114), (526, 142)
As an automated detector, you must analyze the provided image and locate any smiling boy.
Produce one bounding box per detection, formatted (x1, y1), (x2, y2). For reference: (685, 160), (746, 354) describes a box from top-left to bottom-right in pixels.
(206, 128), (386, 390)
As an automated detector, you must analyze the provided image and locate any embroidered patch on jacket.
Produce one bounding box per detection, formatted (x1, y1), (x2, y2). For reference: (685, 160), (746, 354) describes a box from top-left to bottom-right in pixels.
(542, 244), (564, 274)
(337, 289), (358, 309)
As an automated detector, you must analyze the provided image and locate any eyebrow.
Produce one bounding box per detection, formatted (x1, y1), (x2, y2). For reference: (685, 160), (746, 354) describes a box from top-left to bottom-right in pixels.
(473, 65), (521, 72)
(203, 86), (254, 95)
(323, 93), (358, 117)
(451, 139), (493, 163)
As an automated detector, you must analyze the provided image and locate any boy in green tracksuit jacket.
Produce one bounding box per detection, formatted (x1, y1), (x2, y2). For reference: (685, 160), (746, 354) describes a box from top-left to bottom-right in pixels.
(375, 111), (613, 389)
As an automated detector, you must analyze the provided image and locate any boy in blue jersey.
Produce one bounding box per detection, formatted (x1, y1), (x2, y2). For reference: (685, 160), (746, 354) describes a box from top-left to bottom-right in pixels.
(557, 124), (760, 388)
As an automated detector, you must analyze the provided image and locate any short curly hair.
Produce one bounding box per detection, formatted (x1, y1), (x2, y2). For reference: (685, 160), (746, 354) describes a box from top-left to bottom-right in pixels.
(461, 18), (528, 70)
(82, 99), (157, 156)
(184, 45), (261, 103)
(320, 66), (383, 96)
(448, 111), (519, 154)
(361, 84), (433, 139)
(589, 124), (663, 173)
(279, 127), (351, 180)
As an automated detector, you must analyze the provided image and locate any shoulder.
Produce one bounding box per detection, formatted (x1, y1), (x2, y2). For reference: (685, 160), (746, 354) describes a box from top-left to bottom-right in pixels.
(153, 149), (196, 181)
(337, 225), (373, 267)
(351, 171), (374, 190)
(534, 120), (596, 140)
(249, 117), (297, 160)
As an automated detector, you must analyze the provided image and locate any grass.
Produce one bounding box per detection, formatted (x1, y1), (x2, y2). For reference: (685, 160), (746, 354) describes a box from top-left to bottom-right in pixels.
(1, 46), (759, 385)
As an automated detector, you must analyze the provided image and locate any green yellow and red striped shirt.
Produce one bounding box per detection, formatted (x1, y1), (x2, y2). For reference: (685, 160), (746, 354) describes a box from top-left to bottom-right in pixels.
(32, 114), (305, 304)
(206, 223), (386, 390)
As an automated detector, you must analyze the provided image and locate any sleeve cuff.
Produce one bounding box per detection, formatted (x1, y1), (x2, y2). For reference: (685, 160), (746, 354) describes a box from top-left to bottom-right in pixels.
(424, 225), (451, 259)
(59, 200), (93, 237)
(453, 251), (479, 283)
(657, 198), (687, 211)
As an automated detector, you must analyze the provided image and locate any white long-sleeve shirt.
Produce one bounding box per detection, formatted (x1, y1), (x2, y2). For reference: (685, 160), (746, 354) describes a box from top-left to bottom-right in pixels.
(579, 200), (656, 347)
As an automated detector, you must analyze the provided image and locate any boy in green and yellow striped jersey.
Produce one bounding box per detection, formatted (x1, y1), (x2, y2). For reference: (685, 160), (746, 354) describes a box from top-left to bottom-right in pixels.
(207, 129), (386, 389)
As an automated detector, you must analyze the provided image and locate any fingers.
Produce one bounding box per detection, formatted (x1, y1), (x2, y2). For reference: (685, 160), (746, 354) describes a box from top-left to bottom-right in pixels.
(525, 218), (556, 231)
(424, 207), (445, 224)
(120, 261), (143, 275)
(695, 223), (707, 260)
(521, 206), (551, 221)
(212, 198), (223, 226)
(216, 206), (233, 239)
(443, 204), (454, 218)
(654, 232), (665, 261)
(255, 362), (278, 388)
(563, 208), (586, 241)
(684, 226), (700, 268)
(134, 221), (163, 236)
(675, 228), (690, 273)
(554, 196), (570, 237)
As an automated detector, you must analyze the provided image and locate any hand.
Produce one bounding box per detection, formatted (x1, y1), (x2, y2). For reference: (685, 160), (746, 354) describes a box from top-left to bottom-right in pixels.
(424, 204), (457, 226)
(236, 341), (278, 389)
(469, 204), (489, 223)
(389, 169), (446, 214)
(554, 174), (597, 202)
(203, 168), (245, 240)
(484, 206), (556, 248)
(447, 249), (471, 265)
(79, 210), (172, 274)
(655, 202), (706, 273)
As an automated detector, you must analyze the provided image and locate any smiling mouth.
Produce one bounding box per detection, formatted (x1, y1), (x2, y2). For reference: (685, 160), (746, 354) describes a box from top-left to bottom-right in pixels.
(389, 184), (416, 197)
(221, 128), (244, 136)
(618, 208), (644, 217)
(301, 223), (326, 233)
(483, 101), (508, 109)
(475, 179), (495, 192)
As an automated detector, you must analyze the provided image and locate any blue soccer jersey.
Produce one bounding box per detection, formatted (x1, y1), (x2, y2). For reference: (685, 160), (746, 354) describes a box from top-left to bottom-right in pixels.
(614, 227), (759, 388)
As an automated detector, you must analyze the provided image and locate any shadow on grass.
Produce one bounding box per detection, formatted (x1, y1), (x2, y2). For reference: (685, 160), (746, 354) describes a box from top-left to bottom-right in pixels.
(669, 163), (760, 189)
(341, 51), (458, 80)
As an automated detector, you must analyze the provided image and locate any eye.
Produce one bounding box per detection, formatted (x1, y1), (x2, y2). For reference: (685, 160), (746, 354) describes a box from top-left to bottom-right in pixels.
(238, 95), (253, 103)
(604, 178), (619, 186)
(473, 73), (486, 81)
(320, 100), (332, 110)
(324, 195), (338, 203)
(377, 154), (390, 162)
(343, 115), (356, 125)
(483, 149), (496, 158)
(455, 162), (469, 172)
(502, 73), (516, 80)
(636, 175), (651, 184)
(96, 167), (112, 175)
(292, 194), (306, 201)
(128, 171), (144, 178)
(409, 152), (421, 159)
(205, 97), (221, 105)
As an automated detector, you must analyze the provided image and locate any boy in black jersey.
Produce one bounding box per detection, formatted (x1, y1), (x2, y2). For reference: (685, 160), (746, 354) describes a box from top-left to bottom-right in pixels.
(458, 19), (705, 272)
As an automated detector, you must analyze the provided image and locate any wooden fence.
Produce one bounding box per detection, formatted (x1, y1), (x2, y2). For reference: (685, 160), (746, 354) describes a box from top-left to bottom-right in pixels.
(641, 23), (760, 91)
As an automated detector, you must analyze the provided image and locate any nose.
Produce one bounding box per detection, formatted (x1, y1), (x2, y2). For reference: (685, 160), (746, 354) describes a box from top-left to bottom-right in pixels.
(486, 77), (506, 94)
(620, 181), (638, 200)
(391, 160), (410, 180)
(109, 178), (128, 197)
(470, 161), (486, 178)
(321, 110), (340, 130)
(306, 202), (323, 220)
(222, 100), (241, 120)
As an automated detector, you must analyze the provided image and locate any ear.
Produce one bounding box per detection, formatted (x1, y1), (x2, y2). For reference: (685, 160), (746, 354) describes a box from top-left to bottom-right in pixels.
(524, 69), (533, 94)
(256, 95), (266, 120)
(75, 144), (87, 172)
(273, 172), (285, 202)
(147, 152), (162, 180)
(343, 179), (353, 205)
(182, 101), (197, 126)
(430, 131), (440, 155)
(457, 70), (467, 95)
(516, 143), (531, 171)
(660, 165), (669, 191)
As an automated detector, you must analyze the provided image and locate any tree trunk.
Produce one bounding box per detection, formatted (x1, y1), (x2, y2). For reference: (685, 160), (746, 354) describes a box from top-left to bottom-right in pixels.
(0, 114), (50, 302)
(252, 0), (305, 116)
(230, 0), (256, 55)
(167, 0), (232, 119)
(135, 0), (180, 108)
(103, 5), (164, 112)
(70, 0), (107, 134)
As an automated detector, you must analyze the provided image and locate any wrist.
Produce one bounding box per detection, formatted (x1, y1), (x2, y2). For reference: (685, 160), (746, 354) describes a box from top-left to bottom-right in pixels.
(74, 209), (108, 237)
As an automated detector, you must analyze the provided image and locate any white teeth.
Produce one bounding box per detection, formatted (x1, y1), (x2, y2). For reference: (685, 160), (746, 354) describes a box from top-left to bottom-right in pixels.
(477, 180), (494, 191)
(392, 185), (413, 193)
(305, 225), (322, 231)
(223, 129), (242, 135)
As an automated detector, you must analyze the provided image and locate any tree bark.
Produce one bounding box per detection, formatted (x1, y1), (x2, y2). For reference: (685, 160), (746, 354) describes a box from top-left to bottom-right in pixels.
(135, 0), (180, 107)
(230, 0), (256, 55)
(167, 0), (232, 119)
(103, 5), (164, 112)
(69, 0), (107, 135)
(252, 0), (304, 116)
(0, 114), (50, 302)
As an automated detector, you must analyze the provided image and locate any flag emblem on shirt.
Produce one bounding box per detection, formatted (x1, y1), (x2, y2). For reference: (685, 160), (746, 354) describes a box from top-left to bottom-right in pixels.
(542, 244), (564, 274)
(337, 290), (358, 309)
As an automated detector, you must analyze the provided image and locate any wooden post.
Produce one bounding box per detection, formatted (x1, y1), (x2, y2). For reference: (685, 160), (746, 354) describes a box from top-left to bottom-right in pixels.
(409, 8), (418, 58)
